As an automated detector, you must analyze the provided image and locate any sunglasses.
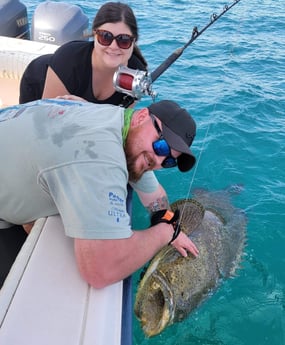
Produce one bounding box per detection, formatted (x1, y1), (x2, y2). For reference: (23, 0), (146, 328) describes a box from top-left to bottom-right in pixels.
(95, 29), (135, 49)
(149, 113), (177, 169)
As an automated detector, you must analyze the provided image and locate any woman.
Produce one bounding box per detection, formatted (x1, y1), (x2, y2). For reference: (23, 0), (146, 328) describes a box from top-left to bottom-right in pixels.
(19, 2), (147, 107)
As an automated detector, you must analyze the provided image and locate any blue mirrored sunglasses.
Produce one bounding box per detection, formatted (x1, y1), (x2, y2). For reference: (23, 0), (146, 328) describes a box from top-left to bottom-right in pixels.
(149, 113), (177, 169)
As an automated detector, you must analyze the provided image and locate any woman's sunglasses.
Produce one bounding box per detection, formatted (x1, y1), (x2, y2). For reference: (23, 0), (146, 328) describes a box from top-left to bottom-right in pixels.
(149, 113), (177, 169)
(95, 29), (135, 49)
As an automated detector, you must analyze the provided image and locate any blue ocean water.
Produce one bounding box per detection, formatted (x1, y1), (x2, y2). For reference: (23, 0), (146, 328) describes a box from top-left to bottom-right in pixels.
(24, 0), (285, 344)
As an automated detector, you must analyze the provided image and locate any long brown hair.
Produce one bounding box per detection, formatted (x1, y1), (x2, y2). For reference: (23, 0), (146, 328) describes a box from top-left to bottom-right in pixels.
(92, 2), (147, 69)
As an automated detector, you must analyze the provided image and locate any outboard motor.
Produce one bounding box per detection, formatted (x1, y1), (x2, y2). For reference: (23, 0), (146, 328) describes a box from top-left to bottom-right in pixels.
(0, 0), (29, 38)
(31, 1), (89, 45)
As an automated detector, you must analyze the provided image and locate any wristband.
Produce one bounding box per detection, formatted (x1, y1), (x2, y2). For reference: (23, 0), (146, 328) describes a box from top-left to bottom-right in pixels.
(168, 222), (181, 245)
(150, 209), (181, 244)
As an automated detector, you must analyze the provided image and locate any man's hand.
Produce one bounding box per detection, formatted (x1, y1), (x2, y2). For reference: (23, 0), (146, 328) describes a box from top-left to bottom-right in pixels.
(170, 231), (199, 258)
(151, 209), (199, 258)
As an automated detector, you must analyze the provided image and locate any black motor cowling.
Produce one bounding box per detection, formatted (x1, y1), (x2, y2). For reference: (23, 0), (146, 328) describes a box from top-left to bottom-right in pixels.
(0, 0), (29, 39)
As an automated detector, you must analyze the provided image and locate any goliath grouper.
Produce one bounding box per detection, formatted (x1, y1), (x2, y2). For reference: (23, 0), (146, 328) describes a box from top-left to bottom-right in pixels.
(134, 186), (246, 337)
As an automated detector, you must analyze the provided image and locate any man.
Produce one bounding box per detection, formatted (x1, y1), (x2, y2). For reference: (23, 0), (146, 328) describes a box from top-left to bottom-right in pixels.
(0, 99), (199, 289)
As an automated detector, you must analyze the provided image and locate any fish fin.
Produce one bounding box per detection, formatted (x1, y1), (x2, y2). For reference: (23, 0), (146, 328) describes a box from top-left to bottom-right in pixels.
(170, 199), (205, 236)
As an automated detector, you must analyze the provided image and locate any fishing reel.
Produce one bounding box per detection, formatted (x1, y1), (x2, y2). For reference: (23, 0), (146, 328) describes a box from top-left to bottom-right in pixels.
(113, 65), (155, 101)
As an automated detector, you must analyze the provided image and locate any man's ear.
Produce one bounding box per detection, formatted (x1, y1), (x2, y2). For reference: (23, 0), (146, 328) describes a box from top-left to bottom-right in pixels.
(132, 108), (149, 126)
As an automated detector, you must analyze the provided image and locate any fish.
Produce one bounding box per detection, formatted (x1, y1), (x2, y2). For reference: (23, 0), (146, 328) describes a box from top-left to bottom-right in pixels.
(134, 186), (247, 337)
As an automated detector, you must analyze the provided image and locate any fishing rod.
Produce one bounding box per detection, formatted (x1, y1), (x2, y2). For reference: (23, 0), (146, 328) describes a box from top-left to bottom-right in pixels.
(113, 0), (242, 107)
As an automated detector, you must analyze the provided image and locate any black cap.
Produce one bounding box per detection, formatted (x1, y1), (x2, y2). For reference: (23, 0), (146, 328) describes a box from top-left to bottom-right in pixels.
(148, 100), (196, 172)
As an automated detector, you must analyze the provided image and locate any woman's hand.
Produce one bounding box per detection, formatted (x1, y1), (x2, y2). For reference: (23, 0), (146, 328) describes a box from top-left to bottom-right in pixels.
(22, 222), (35, 234)
(56, 95), (87, 102)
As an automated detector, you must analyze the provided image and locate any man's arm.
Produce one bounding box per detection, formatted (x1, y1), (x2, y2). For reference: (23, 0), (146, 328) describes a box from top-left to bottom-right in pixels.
(74, 222), (172, 289)
(138, 183), (170, 214)
(74, 183), (198, 289)
(74, 221), (198, 289)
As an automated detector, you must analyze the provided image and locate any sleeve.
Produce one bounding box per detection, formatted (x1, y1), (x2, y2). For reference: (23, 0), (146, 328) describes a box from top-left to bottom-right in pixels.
(48, 41), (91, 94)
(129, 171), (159, 193)
(19, 54), (53, 103)
(39, 160), (132, 240)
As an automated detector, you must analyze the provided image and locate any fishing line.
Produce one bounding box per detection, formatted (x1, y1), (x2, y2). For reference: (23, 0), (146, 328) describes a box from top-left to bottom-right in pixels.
(185, 114), (214, 198)
(175, 100), (218, 232)
(179, 5), (244, 222)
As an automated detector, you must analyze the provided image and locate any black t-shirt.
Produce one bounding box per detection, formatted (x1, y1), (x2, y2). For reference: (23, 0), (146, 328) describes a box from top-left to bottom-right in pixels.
(20, 40), (146, 106)
(19, 54), (52, 104)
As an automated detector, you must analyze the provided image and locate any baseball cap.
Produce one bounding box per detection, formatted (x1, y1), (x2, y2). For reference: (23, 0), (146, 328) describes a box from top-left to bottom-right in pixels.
(148, 100), (196, 172)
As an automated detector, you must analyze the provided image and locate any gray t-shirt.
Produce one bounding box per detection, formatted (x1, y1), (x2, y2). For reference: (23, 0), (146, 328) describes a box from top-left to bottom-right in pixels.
(0, 99), (158, 239)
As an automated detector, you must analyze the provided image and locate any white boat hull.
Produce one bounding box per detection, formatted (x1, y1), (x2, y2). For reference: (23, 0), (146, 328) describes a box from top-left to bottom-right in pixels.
(0, 216), (125, 345)
(0, 36), (58, 107)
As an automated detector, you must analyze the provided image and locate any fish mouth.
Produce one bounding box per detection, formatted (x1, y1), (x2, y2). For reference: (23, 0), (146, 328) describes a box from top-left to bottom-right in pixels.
(134, 270), (175, 337)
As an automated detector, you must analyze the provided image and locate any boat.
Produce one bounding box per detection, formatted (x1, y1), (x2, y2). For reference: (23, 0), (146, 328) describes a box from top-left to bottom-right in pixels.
(0, 2), (133, 344)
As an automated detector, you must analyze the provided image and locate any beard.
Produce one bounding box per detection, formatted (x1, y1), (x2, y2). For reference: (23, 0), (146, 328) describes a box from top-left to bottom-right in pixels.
(125, 128), (156, 182)
(126, 154), (143, 182)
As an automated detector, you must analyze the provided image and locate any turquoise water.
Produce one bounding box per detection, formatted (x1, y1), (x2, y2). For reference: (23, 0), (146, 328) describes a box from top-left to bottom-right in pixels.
(24, 0), (285, 344)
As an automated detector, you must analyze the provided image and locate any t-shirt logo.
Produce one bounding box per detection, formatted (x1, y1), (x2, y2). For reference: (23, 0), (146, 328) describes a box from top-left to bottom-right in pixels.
(108, 192), (126, 222)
